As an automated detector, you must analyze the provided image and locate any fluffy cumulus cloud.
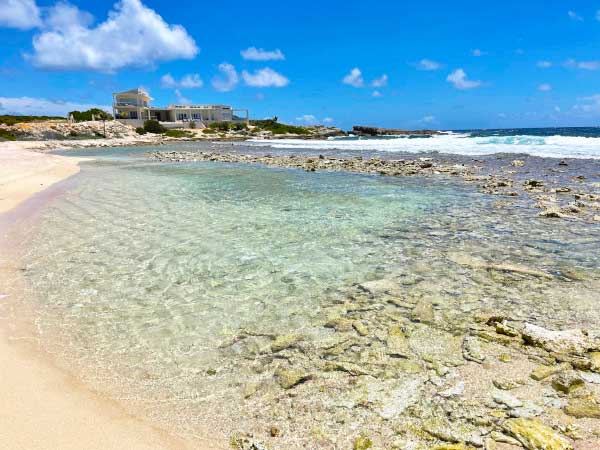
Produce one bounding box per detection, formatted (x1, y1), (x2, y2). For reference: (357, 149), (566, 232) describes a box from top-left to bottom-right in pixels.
(240, 47), (285, 61)
(242, 67), (289, 87)
(295, 114), (317, 125)
(416, 59), (442, 71)
(574, 94), (600, 113)
(446, 69), (482, 90)
(29, 0), (198, 71)
(537, 61), (552, 68)
(568, 10), (583, 21)
(342, 68), (364, 87)
(372, 90), (383, 98)
(211, 63), (239, 92)
(174, 89), (191, 104)
(538, 83), (552, 92)
(371, 74), (388, 88)
(421, 115), (436, 124)
(295, 115), (333, 125)
(0, 96), (109, 116)
(565, 59), (600, 70)
(0, 0), (41, 29)
(161, 73), (203, 89)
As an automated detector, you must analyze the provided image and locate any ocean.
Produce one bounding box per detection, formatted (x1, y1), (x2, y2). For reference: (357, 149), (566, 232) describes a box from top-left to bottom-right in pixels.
(246, 126), (600, 159)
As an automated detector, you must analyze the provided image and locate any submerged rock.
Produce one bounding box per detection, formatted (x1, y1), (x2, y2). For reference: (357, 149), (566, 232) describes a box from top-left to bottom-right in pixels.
(463, 336), (486, 363)
(564, 396), (600, 418)
(353, 435), (373, 450)
(275, 369), (312, 389)
(271, 334), (303, 353)
(551, 371), (584, 394)
(522, 323), (598, 356)
(531, 363), (571, 381)
(411, 300), (435, 323)
(386, 325), (411, 357)
(502, 418), (572, 450)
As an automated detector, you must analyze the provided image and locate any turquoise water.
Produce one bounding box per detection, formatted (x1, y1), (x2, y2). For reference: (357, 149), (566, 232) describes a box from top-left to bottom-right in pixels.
(12, 149), (600, 446)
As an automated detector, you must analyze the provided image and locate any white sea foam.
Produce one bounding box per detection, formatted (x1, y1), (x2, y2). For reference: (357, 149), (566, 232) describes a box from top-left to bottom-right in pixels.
(247, 134), (600, 159)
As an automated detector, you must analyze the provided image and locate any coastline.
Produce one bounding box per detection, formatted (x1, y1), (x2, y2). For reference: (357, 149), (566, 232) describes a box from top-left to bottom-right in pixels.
(0, 146), (211, 450)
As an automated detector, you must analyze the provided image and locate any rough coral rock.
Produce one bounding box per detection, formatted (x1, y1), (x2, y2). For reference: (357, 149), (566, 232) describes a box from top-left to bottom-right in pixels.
(502, 418), (572, 450)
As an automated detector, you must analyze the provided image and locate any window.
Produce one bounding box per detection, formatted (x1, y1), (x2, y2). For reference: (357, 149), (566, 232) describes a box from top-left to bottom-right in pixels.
(192, 113), (201, 120)
(177, 113), (188, 121)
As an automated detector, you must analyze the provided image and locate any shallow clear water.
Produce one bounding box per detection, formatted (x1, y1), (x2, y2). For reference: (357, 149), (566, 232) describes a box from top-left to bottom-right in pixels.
(13, 148), (600, 445)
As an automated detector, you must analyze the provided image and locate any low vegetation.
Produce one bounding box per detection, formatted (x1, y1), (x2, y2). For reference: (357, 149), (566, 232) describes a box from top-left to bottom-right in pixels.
(0, 129), (16, 141)
(208, 121), (248, 131)
(69, 108), (113, 122)
(250, 118), (310, 135)
(164, 129), (193, 138)
(0, 115), (64, 126)
(143, 119), (166, 134)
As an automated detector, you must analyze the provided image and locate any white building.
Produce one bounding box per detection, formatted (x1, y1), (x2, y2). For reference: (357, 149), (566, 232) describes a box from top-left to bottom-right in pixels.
(113, 88), (249, 128)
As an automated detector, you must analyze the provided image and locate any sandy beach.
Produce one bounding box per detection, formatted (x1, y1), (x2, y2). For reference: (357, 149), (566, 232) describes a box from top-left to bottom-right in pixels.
(0, 146), (208, 450)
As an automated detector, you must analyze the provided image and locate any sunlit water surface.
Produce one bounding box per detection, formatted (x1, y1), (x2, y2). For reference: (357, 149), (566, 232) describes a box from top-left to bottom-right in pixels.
(11, 148), (600, 444)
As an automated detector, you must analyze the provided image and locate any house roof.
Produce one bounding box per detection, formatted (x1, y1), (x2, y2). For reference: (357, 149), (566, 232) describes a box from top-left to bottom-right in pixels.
(113, 88), (153, 100)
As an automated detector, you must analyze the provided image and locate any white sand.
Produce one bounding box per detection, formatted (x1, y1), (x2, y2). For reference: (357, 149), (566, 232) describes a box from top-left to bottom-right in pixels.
(0, 146), (218, 450)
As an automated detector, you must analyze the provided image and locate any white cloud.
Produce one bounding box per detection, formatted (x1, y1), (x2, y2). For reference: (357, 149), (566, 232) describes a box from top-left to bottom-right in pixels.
(174, 89), (191, 104)
(472, 49), (486, 57)
(342, 68), (364, 87)
(323, 117), (334, 124)
(44, 1), (93, 31)
(0, 96), (109, 116)
(211, 63), (239, 92)
(242, 67), (289, 87)
(161, 73), (203, 88)
(554, 106), (561, 112)
(372, 90), (383, 97)
(0, 0), (41, 29)
(295, 114), (317, 125)
(538, 83), (552, 92)
(371, 74), (388, 87)
(574, 94), (600, 112)
(537, 61), (552, 68)
(240, 47), (285, 61)
(568, 10), (583, 21)
(446, 69), (482, 90)
(29, 0), (198, 71)
(416, 59), (442, 71)
(421, 115), (436, 124)
(565, 59), (600, 70)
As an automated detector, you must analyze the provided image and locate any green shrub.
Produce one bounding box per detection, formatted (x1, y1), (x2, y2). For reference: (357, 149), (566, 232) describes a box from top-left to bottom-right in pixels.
(164, 129), (192, 138)
(209, 121), (232, 131)
(143, 119), (165, 134)
(0, 129), (16, 141)
(249, 119), (309, 135)
(0, 115), (63, 126)
(69, 108), (113, 122)
(135, 127), (146, 135)
(202, 128), (216, 134)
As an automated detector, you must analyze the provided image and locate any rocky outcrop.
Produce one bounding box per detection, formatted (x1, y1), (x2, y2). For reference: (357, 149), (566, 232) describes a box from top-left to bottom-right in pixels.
(352, 125), (442, 136)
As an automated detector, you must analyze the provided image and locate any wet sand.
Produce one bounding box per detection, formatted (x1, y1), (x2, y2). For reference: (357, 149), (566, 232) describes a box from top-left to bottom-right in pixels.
(0, 147), (209, 450)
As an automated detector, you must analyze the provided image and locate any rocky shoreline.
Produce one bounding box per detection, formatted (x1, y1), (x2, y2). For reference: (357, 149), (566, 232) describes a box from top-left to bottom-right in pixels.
(146, 150), (600, 224)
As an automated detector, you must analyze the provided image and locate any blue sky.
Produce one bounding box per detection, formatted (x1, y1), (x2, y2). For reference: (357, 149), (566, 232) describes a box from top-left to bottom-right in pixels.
(2, 0), (600, 129)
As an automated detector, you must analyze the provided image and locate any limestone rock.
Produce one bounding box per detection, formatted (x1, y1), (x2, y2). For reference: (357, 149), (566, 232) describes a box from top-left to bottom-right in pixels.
(387, 325), (411, 357)
(522, 323), (597, 356)
(551, 372), (584, 394)
(271, 334), (303, 352)
(564, 397), (600, 418)
(353, 321), (369, 336)
(463, 336), (486, 363)
(531, 363), (570, 381)
(325, 317), (353, 332)
(275, 369), (312, 389)
(353, 435), (373, 450)
(411, 300), (435, 323)
(502, 418), (572, 450)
